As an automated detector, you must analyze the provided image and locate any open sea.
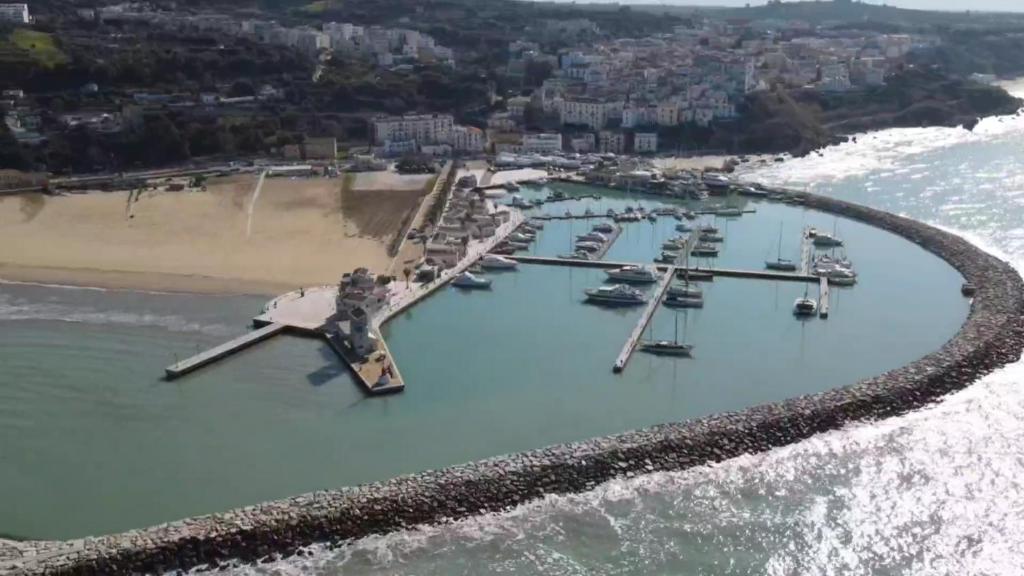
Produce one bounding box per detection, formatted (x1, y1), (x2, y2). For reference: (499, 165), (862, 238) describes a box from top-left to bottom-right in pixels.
(211, 86), (1024, 575)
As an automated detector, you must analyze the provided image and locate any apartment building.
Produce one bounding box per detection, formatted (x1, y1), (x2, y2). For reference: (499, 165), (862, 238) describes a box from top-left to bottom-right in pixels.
(372, 114), (454, 146)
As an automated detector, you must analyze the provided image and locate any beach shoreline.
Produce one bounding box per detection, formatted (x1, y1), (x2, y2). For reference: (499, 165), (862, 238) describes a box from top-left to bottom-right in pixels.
(0, 263), (292, 296)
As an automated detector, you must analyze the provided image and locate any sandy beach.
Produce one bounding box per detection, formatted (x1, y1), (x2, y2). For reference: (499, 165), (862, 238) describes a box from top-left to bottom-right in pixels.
(0, 173), (429, 295)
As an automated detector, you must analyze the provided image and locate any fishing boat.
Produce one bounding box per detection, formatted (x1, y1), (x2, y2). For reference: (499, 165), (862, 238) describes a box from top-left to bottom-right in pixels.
(584, 284), (647, 305)
(605, 265), (660, 283)
(480, 254), (518, 270)
(766, 223), (798, 271)
(452, 271), (492, 289)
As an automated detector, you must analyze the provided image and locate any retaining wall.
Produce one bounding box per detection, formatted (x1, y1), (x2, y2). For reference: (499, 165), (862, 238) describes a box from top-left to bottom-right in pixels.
(4, 191), (1023, 576)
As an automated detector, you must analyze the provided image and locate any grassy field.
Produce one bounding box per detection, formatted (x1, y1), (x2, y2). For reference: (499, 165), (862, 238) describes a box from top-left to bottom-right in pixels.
(5, 29), (68, 68)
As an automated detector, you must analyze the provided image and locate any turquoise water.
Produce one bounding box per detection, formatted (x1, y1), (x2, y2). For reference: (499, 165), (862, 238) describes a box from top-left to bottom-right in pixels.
(0, 183), (967, 541)
(226, 85), (1024, 575)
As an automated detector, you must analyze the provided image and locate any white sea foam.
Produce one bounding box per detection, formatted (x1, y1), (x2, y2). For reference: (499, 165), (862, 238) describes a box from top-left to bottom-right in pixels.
(0, 293), (234, 336)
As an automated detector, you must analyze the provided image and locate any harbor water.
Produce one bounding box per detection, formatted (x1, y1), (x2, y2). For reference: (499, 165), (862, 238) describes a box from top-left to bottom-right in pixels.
(213, 83), (1024, 575)
(0, 189), (965, 540)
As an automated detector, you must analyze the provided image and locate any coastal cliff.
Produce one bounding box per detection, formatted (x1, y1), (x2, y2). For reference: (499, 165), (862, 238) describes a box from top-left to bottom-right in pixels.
(718, 68), (1023, 156)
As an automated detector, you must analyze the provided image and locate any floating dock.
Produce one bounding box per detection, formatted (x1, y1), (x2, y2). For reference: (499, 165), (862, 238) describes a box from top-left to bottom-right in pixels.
(800, 227), (813, 275)
(613, 267), (676, 373)
(819, 277), (830, 319)
(165, 323), (287, 380)
(499, 255), (818, 283)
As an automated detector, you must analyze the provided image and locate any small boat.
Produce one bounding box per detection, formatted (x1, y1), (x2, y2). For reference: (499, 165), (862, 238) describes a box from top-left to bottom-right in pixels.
(506, 241), (530, 250)
(526, 219), (545, 229)
(813, 233), (843, 247)
(793, 288), (817, 316)
(690, 243), (719, 257)
(663, 294), (704, 308)
(683, 210), (697, 220)
(509, 232), (533, 243)
(577, 232), (607, 243)
(576, 241), (603, 252)
(678, 269), (714, 281)
(452, 271), (492, 289)
(668, 282), (702, 298)
(605, 265), (660, 283)
(698, 225), (719, 234)
(480, 254), (518, 270)
(816, 268), (857, 285)
(699, 232), (724, 243)
(675, 223), (692, 233)
(606, 208), (617, 217)
(766, 259), (798, 271)
(656, 251), (679, 263)
(584, 284), (647, 305)
(647, 213), (658, 222)
(639, 340), (693, 356)
(662, 239), (686, 250)
(592, 222), (615, 233)
(491, 245), (516, 255)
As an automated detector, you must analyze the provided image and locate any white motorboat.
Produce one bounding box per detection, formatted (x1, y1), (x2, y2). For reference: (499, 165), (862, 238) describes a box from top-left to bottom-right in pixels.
(509, 232), (533, 243)
(656, 251), (680, 263)
(480, 254), (518, 270)
(576, 241), (603, 252)
(793, 291), (817, 315)
(605, 265), (660, 283)
(662, 238), (686, 250)
(452, 271), (492, 289)
(584, 284), (647, 305)
(576, 232), (608, 243)
(699, 232), (724, 243)
(816, 267), (857, 285)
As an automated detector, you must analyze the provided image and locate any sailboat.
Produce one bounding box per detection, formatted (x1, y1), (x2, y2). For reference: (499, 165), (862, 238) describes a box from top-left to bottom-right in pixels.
(666, 244), (704, 307)
(793, 285), (817, 316)
(766, 222), (798, 271)
(640, 310), (693, 356)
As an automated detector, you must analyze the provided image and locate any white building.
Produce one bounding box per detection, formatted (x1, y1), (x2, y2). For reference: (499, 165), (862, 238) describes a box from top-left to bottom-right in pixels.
(522, 133), (563, 153)
(598, 131), (625, 154)
(633, 132), (658, 154)
(372, 113), (454, 146)
(451, 125), (485, 153)
(560, 99), (622, 130)
(818, 63), (852, 92)
(568, 133), (595, 153)
(0, 3), (29, 23)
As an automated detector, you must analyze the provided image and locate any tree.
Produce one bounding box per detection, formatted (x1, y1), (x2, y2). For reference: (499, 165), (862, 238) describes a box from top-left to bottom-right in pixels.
(403, 266), (412, 288)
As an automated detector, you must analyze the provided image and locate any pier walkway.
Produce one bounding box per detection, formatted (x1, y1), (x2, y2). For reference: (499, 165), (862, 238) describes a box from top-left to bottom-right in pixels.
(165, 323), (287, 380)
(819, 277), (830, 319)
(614, 267), (676, 373)
(800, 226), (813, 275)
(500, 255), (818, 283)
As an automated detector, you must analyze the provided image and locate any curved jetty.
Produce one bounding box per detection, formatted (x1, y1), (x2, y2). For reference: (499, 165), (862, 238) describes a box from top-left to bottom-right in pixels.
(5, 190), (1023, 576)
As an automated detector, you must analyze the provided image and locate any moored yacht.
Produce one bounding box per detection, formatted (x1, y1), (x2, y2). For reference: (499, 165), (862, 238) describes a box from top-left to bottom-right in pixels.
(584, 284), (647, 305)
(812, 233), (843, 247)
(690, 243), (719, 257)
(452, 271), (492, 289)
(605, 265), (660, 283)
(667, 282), (702, 298)
(675, 223), (692, 232)
(765, 258), (798, 271)
(592, 222), (615, 233)
(793, 295), (817, 315)
(479, 254), (518, 270)
(639, 340), (693, 356)
(663, 293), (704, 308)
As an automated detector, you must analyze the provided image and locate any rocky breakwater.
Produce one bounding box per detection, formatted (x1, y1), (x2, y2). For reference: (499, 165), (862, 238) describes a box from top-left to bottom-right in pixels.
(5, 192), (1024, 576)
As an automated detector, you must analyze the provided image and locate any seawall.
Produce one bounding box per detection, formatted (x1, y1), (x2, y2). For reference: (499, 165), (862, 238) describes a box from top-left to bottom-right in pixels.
(4, 191), (1023, 576)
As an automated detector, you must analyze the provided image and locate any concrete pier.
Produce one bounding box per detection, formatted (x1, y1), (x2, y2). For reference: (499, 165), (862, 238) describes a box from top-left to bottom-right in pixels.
(165, 323), (287, 380)
(324, 331), (405, 395)
(613, 267), (676, 373)
(800, 226), (813, 275)
(500, 255), (818, 282)
(819, 276), (830, 319)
